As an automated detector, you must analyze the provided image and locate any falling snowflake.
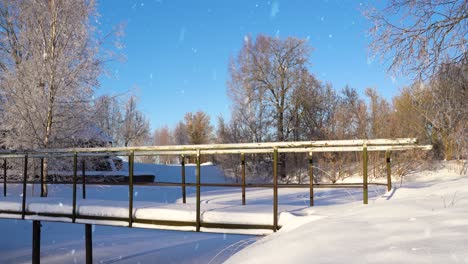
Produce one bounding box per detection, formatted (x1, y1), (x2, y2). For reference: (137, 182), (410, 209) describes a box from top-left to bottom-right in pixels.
(270, 1), (279, 18)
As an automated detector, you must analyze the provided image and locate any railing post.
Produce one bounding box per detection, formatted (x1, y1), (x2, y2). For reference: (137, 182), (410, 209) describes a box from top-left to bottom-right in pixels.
(32, 220), (41, 264)
(128, 151), (134, 227)
(85, 224), (93, 264)
(22, 155), (28, 220)
(241, 153), (246, 205)
(40, 158), (45, 197)
(82, 157), (93, 264)
(273, 148), (278, 232)
(3, 159), (6, 197)
(72, 152), (78, 223)
(309, 152), (314, 207)
(196, 150), (201, 232)
(82, 158), (86, 200)
(181, 155), (186, 204)
(386, 150), (392, 192)
(363, 144), (368, 204)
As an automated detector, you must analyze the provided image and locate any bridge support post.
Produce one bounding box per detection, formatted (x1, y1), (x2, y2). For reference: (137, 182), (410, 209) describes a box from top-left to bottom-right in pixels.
(181, 155), (186, 204)
(363, 144), (368, 204)
(128, 151), (135, 227)
(308, 152), (314, 207)
(85, 224), (93, 264)
(3, 159), (6, 197)
(196, 150), (201, 232)
(241, 153), (246, 205)
(72, 153), (78, 223)
(273, 148), (278, 232)
(32, 220), (41, 264)
(386, 150), (392, 192)
(22, 155), (28, 220)
(82, 159), (86, 199)
(40, 158), (45, 197)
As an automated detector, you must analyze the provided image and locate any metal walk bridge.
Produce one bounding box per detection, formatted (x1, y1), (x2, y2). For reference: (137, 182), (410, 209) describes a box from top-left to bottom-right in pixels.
(0, 138), (431, 263)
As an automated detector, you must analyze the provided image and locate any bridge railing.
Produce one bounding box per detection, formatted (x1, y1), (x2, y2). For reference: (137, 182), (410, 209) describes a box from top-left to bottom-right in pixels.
(0, 138), (432, 232)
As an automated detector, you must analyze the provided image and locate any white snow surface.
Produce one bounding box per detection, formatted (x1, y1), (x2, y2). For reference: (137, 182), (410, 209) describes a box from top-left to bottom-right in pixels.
(0, 163), (265, 263)
(0, 197), (304, 235)
(225, 164), (468, 264)
(1, 161), (465, 263)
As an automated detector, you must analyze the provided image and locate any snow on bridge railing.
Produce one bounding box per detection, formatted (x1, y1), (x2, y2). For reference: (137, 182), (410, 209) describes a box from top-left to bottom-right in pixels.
(0, 138), (429, 157)
(0, 138), (432, 234)
(0, 138), (418, 155)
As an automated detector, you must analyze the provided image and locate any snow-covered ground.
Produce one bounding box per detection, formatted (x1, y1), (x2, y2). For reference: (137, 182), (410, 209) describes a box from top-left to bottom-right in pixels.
(0, 162), (465, 263)
(225, 163), (468, 264)
(0, 163), (259, 263)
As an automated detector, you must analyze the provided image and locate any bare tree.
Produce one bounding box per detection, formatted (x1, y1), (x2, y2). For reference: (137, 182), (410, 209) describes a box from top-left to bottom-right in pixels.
(365, 87), (394, 139)
(93, 95), (123, 146)
(173, 121), (189, 145)
(228, 35), (315, 178)
(121, 95), (150, 147)
(229, 35), (313, 143)
(296, 81), (337, 141)
(410, 64), (467, 160)
(154, 125), (172, 146)
(392, 87), (428, 140)
(329, 87), (368, 140)
(366, 0), (467, 79)
(153, 125), (173, 164)
(215, 116), (245, 182)
(184, 111), (213, 145)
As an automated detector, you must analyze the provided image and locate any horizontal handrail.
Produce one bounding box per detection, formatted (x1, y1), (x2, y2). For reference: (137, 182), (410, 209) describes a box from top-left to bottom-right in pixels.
(0, 138), (418, 156)
(0, 144), (432, 158)
(0, 180), (388, 188)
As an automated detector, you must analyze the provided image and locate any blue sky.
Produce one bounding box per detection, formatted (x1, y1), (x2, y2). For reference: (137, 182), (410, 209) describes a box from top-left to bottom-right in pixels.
(97, 0), (409, 130)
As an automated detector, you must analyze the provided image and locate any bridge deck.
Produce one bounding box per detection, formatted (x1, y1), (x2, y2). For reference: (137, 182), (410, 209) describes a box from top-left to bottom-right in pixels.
(0, 197), (301, 235)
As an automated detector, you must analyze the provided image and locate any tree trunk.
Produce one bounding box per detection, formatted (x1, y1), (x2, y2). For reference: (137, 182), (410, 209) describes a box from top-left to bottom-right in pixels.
(40, 0), (59, 197)
(276, 104), (287, 179)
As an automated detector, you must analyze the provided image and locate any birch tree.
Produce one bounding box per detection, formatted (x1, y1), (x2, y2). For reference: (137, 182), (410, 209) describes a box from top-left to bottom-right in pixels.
(0, 0), (105, 194)
(0, 0), (101, 149)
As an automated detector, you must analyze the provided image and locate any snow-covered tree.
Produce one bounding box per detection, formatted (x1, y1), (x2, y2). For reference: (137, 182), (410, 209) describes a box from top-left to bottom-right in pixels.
(93, 95), (123, 146)
(0, 0), (108, 194)
(121, 95), (150, 147)
(0, 0), (102, 149)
